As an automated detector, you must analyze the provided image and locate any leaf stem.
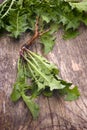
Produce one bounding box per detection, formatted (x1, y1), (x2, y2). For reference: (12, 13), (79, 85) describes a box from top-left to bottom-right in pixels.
(22, 54), (50, 83)
(1, 0), (16, 19)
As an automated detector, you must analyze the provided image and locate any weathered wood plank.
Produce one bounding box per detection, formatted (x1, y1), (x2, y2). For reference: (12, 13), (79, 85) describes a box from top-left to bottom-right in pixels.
(0, 27), (87, 130)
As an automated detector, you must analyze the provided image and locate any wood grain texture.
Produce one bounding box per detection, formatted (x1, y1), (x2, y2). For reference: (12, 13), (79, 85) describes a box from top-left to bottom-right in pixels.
(0, 27), (87, 130)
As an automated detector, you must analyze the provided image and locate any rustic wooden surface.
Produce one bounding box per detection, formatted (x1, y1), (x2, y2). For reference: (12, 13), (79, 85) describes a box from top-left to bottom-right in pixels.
(0, 27), (87, 130)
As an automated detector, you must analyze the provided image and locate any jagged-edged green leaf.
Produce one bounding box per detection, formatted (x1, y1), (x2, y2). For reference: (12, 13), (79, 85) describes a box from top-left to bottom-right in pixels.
(6, 11), (28, 38)
(59, 80), (80, 101)
(22, 93), (39, 119)
(40, 31), (56, 54)
(69, 1), (87, 12)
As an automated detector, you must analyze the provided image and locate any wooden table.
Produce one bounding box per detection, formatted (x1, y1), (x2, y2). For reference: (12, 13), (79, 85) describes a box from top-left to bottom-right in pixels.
(0, 27), (87, 130)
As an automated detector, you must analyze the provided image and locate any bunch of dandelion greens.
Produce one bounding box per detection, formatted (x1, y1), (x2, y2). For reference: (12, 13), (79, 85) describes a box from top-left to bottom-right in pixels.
(11, 18), (80, 119)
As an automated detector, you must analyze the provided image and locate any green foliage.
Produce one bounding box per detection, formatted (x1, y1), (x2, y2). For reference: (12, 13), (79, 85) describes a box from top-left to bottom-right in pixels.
(24, 50), (65, 91)
(58, 80), (80, 101)
(64, 86), (80, 101)
(22, 93), (39, 120)
(63, 29), (79, 39)
(0, 18), (3, 29)
(40, 31), (56, 53)
(11, 50), (80, 119)
(0, 0), (87, 52)
(69, 1), (87, 12)
(6, 11), (28, 38)
(11, 58), (39, 119)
